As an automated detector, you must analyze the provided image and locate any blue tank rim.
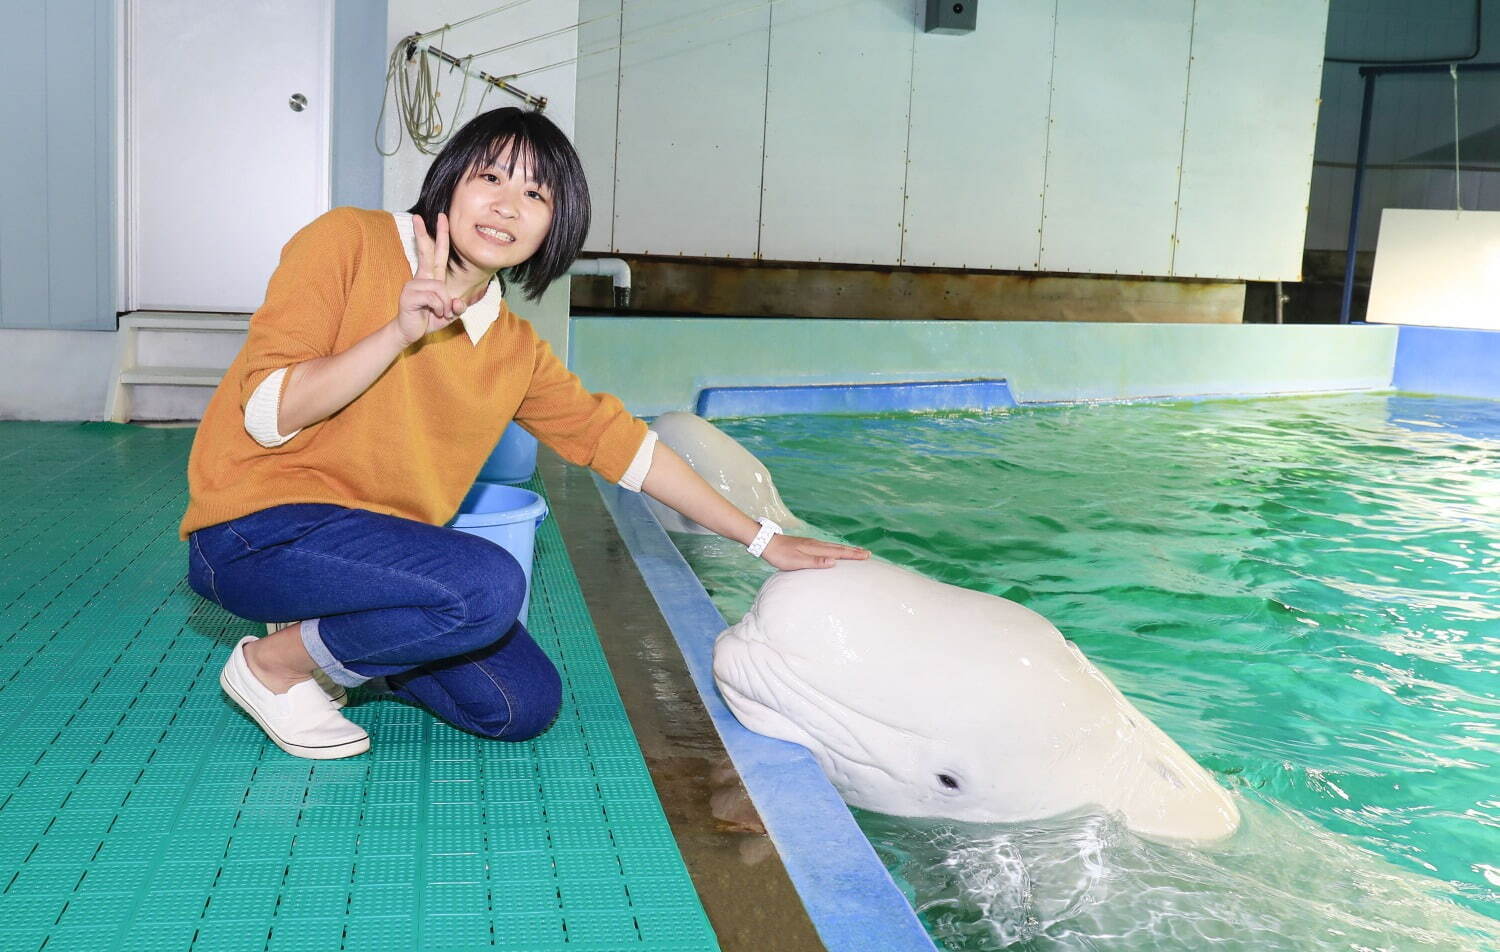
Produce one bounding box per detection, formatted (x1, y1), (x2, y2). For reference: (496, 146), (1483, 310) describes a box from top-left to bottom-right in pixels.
(696, 378), (1017, 418)
(451, 482), (549, 528)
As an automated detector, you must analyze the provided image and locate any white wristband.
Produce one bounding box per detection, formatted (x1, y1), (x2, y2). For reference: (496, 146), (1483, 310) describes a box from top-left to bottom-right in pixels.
(746, 517), (783, 559)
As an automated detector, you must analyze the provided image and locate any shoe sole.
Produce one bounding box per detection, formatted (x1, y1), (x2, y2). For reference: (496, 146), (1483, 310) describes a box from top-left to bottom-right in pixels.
(220, 669), (369, 760)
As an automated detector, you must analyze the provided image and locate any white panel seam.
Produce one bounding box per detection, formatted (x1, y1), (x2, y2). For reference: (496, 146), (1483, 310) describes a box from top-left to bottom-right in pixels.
(755, 0), (774, 260)
(898, 2), (918, 267)
(43, 2), (52, 327)
(1037, 0), (1061, 270)
(1169, 0), (1199, 277)
(609, 0), (624, 252)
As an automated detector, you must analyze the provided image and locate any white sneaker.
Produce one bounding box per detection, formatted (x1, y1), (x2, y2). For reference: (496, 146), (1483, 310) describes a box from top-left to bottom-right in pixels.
(265, 621), (347, 708)
(221, 636), (370, 760)
(309, 667), (349, 708)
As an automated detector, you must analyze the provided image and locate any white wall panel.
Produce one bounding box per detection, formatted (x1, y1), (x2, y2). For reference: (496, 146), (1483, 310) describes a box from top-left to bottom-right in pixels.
(580, 0), (1329, 280)
(1172, 1), (1327, 281)
(759, 0), (917, 264)
(612, 0), (769, 257)
(1040, 0), (1193, 276)
(577, 0), (622, 252)
(901, 0), (1054, 270)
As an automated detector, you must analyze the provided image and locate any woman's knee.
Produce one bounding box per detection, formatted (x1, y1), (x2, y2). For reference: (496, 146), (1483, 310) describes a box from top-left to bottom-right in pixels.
(445, 537), (528, 639)
(470, 660), (561, 742)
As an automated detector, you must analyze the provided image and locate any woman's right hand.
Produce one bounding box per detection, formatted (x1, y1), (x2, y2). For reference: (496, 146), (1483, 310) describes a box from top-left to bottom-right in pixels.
(395, 213), (468, 346)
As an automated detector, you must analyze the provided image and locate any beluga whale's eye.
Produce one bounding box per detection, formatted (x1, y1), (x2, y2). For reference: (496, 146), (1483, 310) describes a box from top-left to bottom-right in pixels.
(937, 773), (960, 790)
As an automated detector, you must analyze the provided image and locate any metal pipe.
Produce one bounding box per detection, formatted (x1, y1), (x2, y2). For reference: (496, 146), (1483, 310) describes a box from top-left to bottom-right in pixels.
(1358, 61), (1500, 77)
(568, 257), (632, 308)
(404, 37), (548, 111)
(1340, 72), (1377, 325)
(1275, 281), (1285, 324)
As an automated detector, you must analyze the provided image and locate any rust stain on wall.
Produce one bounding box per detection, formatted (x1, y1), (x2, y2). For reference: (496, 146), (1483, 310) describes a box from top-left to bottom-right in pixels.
(571, 257), (1245, 323)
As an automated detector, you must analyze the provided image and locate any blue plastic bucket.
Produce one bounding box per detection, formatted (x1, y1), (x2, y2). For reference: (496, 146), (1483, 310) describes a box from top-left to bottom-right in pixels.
(450, 482), (549, 627)
(478, 423), (540, 483)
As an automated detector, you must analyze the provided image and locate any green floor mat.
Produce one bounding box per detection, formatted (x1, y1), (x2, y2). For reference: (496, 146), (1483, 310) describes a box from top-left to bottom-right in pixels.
(0, 422), (717, 951)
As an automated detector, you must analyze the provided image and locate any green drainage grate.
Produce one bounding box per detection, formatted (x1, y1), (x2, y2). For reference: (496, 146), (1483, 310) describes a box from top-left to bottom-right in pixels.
(0, 422), (718, 951)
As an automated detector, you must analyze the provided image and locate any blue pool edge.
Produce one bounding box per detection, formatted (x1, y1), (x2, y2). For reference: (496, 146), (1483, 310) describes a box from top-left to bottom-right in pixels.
(592, 476), (937, 952)
(697, 378), (1018, 417)
(1392, 324), (1500, 401)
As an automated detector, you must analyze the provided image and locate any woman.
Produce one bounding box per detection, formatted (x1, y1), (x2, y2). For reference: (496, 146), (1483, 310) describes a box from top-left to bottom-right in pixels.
(182, 107), (865, 759)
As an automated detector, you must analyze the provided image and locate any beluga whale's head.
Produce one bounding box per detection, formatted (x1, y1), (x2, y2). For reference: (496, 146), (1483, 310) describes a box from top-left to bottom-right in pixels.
(713, 559), (1241, 843)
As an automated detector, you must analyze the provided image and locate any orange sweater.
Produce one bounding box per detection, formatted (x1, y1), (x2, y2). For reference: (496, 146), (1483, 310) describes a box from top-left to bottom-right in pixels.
(181, 207), (647, 538)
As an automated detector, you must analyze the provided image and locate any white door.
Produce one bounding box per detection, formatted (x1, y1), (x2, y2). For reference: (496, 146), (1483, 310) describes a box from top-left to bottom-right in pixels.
(125, 0), (332, 312)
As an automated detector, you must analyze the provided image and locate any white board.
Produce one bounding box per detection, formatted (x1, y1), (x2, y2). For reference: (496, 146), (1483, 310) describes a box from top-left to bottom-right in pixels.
(612, 0), (769, 258)
(1040, 0), (1193, 277)
(759, 0), (917, 265)
(1171, 0), (1326, 281)
(1366, 208), (1500, 330)
(901, 0), (1054, 270)
(577, 0), (623, 253)
(572, 0), (1332, 280)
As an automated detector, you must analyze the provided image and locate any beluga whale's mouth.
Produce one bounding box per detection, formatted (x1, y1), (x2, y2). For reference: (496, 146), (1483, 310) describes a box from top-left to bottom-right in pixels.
(714, 623), (926, 800)
(712, 558), (1241, 843)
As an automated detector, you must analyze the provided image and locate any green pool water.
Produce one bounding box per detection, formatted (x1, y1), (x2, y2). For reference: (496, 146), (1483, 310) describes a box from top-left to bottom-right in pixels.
(670, 393), (1500, 951)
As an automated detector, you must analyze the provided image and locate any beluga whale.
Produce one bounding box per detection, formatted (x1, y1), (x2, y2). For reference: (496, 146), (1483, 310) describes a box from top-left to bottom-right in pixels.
(645, 412), (803, 534)
(713, 558), (1241, 843)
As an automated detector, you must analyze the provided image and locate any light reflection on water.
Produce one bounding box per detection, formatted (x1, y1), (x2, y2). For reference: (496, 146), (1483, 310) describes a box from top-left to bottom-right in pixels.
(671, 394), (1500, 949)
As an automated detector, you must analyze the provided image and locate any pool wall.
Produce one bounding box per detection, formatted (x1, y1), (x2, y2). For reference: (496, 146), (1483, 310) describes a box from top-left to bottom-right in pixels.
(571, 319), (1400, 415)
(1392, 324), (1500, 400)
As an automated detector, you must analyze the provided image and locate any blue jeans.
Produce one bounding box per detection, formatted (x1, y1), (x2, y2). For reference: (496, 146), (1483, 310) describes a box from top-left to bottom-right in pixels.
(188, 504), (561, 741)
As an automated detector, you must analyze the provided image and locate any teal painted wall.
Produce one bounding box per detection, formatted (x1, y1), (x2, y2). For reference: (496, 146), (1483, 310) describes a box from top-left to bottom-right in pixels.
(570, 319), (1401, 416)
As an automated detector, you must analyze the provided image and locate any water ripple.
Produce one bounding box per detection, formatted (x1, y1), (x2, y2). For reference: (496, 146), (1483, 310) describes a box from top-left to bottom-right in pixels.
(679, 394), (1500, 944)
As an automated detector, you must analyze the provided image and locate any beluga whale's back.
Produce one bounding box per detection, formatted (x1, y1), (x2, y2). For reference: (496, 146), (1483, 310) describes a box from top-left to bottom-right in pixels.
(645, 412), (801, 534)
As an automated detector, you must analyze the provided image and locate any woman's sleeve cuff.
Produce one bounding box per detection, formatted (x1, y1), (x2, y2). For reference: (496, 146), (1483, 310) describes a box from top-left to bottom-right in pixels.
(617, 430), (658, 493)
(243, 367), (302, 447)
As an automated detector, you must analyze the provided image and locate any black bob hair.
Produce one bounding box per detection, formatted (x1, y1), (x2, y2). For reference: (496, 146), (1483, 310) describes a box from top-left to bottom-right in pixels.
(407, 107), (590, 301)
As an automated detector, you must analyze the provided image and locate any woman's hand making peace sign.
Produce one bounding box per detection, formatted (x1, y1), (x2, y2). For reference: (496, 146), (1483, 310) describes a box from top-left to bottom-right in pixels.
(395, 213), (471, 346)
(275, 213), (490, 434)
